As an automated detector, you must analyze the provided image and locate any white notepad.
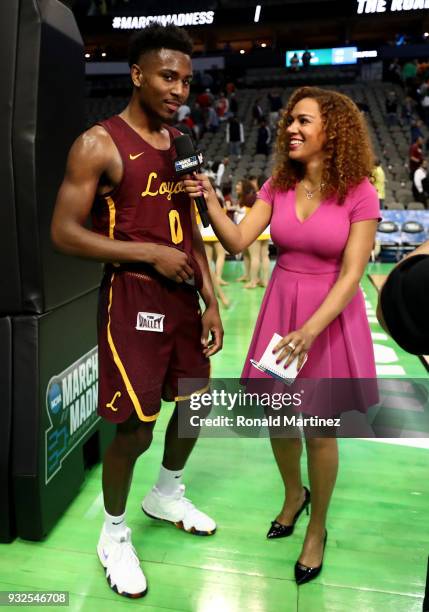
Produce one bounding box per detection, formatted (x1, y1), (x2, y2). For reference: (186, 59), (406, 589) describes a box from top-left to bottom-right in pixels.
(250, 333), (307, 385)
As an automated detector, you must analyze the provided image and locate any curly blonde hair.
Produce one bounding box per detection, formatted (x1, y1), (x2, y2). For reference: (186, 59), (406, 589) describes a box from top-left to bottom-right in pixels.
(272, 86), (374, 202)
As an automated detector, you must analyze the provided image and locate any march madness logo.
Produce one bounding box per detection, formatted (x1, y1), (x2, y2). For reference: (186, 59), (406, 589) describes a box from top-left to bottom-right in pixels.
(45, 347), (99, 484)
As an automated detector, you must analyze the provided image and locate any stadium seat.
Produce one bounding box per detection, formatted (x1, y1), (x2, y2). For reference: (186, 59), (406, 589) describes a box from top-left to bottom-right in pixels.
(384, 201), (404, 210)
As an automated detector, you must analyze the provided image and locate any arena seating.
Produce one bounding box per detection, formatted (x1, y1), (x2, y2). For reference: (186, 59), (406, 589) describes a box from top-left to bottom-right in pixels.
(376, 210), (429, 260)
(85, 77), (428, 239)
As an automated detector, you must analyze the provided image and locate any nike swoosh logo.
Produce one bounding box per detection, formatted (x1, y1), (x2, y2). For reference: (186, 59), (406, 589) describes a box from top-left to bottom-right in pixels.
(129, 152), (144, 160)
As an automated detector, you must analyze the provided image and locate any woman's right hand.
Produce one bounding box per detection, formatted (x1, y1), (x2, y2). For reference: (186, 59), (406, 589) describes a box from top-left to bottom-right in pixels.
(183, 173), (216, 204)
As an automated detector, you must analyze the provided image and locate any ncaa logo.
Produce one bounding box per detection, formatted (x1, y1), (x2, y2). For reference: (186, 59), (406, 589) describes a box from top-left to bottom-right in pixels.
(47, 381), (62, 415)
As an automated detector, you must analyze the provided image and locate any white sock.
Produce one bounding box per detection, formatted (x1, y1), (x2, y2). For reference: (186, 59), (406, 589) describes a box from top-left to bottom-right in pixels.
(155, 465), (183, 496)
(104, 509), (127, 538)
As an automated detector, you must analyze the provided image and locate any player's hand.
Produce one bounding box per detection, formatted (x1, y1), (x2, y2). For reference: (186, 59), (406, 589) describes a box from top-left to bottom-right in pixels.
(182, 173), (215, 201)
(201, 303), (223, 357)
(272, 328), (315, 371)
(151, 245), (194, 283)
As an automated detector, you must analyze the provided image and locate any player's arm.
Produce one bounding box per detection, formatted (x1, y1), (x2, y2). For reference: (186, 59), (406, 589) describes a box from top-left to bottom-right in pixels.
(51, 127), (193, 282)
(183, 173), (271, 254)
(190, 207), (223, 357)
(52, 126), (147, 262)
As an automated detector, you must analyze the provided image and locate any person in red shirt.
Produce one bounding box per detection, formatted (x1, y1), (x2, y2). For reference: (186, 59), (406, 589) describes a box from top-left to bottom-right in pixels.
(216, 92), (229, 119)
(409, 136), (424, 177)
(196, 88), (213, 109)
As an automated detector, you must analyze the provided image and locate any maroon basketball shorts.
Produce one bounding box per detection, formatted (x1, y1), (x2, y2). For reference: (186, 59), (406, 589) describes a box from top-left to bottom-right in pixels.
(97, 268), (210, 423)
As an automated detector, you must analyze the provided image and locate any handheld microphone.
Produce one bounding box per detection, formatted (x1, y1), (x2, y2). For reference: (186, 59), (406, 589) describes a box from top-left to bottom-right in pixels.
(173, 134), (210, 228)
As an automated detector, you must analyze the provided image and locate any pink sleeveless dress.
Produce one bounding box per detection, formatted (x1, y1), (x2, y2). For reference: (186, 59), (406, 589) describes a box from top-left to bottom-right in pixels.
(241, 177), (380, 416)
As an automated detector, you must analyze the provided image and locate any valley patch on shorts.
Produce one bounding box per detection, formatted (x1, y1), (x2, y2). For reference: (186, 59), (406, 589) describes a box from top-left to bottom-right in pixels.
(97, 268), (210, 423)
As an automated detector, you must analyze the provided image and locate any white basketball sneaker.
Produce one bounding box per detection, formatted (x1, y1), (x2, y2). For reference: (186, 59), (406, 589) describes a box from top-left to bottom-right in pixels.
(142, 484), (217, 536)
(97, 526), (147, 598)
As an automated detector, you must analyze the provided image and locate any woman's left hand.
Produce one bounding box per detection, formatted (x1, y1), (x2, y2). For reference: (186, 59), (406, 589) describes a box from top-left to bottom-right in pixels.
(182, 173), (215, 201)
(272, 328), (315, 371)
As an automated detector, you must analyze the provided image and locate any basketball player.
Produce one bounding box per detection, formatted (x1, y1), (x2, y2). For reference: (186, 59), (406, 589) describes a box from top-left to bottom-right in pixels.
(51, 25), (223, 598)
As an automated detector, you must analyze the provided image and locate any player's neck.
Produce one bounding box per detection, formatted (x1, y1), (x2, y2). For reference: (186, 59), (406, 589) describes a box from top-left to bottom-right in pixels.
(122, 97), (164, 135)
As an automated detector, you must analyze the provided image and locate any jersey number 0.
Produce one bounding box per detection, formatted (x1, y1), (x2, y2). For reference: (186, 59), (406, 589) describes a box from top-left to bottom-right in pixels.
(169, 209), (183, 245)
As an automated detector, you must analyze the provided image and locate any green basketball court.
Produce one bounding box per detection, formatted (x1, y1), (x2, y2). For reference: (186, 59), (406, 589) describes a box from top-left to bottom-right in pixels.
(0, 261), (427, 611)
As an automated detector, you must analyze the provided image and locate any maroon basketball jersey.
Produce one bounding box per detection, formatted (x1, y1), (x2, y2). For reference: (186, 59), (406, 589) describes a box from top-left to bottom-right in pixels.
(92, 115), (202, 287)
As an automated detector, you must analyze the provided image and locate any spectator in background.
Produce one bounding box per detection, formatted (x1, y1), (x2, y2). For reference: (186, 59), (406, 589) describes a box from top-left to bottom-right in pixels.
(302, 48), (312, 71)
(256, 117), (271, 156)
(401, 96), (416, 125)
(174, 112), (194, 140)
(200, 72), (213, 90)
(197, 178), (230, 307)
(356, 100), (369, 115)
(197, 88), (213, 109)
(233, 179), (257, 286)
(206, 104), (220, 133)
(213, 157), (229, 187)
(290, 53), (300, 72)
(370, 158), (386, 209)
(409, 136), (424, 178)
(248, 173), (271, 287)
(420, 82), (429, 126)
(402, 59), (418, 88)
(208, 64), (223, 93)
(387, 58), (401, 85)
(229, 92), (239, 115)
(410, 119), (424, 144)
(412, 159), (428, 207)
(385, 90), (398, 126)
(191, 102), (205, 139)
(183, 113), (198, 141)
(215, 92), (229, 120)
(177, 104), (191, 122)
(252, 97), (264, 125)
(221, 182), (236, 222)
(248, 174), (265, 190)
(226, 115), (244, 157)
(268, 90), (283, 128)
(417, 59), (429, 81)
(225, 80), (236, 95)
(175, 106), (197, 141)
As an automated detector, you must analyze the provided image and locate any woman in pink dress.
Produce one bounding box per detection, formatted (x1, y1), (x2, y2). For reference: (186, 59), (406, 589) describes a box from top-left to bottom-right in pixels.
(184, 86), (379, 585)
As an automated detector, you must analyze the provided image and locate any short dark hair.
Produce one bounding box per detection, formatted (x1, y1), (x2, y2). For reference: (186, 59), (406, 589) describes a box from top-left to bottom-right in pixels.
(128, 24), (193, 67)
(221, 182), (232, 197)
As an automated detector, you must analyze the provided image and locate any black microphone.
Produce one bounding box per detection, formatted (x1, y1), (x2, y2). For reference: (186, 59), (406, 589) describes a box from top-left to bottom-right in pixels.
(173, 134), (210, 228)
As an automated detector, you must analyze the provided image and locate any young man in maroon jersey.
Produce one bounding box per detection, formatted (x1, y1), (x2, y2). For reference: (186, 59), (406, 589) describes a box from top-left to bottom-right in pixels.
(51, 25), (223, 598)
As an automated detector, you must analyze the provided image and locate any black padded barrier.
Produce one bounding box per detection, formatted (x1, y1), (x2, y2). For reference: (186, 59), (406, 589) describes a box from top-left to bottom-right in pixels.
(12, 289), (114, 540)
(0, 2), (22, 313)
(0, 0), (101, 315)
(0, 318), (16, 543)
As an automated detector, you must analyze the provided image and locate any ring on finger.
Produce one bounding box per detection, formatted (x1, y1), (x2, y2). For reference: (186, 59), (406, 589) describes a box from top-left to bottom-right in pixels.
(287, 341), (296, 351)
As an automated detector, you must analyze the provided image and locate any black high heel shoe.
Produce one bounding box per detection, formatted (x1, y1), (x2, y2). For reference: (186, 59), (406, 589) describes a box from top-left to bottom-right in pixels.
(266, 486), (310, 539)
(294, 529), (328, 585)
